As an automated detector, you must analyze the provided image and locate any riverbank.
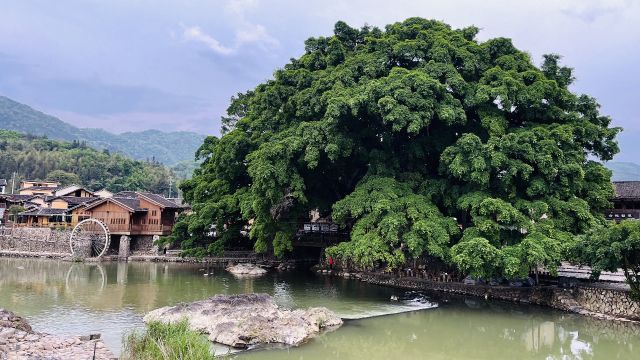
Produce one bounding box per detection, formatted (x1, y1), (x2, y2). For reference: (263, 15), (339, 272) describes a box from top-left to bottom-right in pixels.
(320, 270), (640, 323)
(0, 249), (287, 265)
(2, 248), (639, 324)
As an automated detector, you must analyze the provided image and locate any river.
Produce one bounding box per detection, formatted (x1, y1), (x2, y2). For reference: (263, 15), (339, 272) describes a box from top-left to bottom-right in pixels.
(0, 258), (638, 359)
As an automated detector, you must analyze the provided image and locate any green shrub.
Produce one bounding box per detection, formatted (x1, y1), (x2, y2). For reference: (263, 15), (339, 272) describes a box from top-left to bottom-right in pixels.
(122, 319), (214, 360)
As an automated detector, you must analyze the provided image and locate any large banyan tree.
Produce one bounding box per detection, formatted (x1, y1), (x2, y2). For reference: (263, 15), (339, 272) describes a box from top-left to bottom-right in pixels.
(173, 18), (619, 279)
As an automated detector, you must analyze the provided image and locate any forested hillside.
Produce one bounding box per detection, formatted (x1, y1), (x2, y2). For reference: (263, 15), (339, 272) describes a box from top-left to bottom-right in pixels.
(0, 130), (178, 195)
(0, 95), (206, 165)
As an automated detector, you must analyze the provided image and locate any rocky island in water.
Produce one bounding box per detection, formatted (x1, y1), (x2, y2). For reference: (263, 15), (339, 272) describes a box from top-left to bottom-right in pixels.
(144, 293), (343, 349)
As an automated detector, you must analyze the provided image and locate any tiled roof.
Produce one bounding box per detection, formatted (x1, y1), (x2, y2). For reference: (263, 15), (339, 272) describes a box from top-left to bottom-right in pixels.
(113, 191), (137, 198)
(55, 185), (95, 196)
(22, 179), (58, 183)
(1, 194), (37, 203)
(113, 197), (144, 211)
(139, 192), (181, 208)
(84, 196), (146, 212)
(19, 208), (69, 216)
(113, 191), (181, 209)
(613, 181), (640, 199)
(20, 186), (59, 191)
(46, 196), (100, 206)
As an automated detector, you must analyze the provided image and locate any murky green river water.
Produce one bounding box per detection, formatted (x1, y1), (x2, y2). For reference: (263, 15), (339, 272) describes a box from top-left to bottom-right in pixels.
(0, 258), (638, 359)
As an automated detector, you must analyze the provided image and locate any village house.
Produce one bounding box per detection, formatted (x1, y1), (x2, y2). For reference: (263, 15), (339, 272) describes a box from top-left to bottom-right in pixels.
(10, 195), (100, 228)
(17, 207), (70, 228)
(0, 180), (7, 225)
(54, 185), (95, 197)
(82, 191), (182, 236)
(17, 180), (60, 196)
(606, 181), (640, 221)
(0, 194), (42, 226)
(94, 189), (113, 198)
(10, 186), (183, 235)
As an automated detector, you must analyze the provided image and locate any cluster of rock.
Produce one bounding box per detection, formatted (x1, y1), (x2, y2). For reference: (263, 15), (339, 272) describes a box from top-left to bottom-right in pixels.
(0, 309), (115, 360)
(316, 268), (362, 279)
(226, 263), (267, 277)
(277, 261), (296, 271)
(144, 293), (343, 349)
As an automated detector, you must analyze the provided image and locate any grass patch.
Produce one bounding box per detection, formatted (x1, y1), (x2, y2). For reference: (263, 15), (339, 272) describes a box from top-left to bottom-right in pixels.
(122, 319), (214, 360)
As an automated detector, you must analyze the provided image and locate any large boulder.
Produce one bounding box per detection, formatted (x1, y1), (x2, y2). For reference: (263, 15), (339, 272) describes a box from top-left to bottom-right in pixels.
(144, 293), (343, 349)
(226, 263), (267, 277)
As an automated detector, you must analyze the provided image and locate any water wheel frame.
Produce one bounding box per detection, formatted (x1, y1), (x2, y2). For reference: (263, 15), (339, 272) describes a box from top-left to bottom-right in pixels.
(69, 218), (111, 258)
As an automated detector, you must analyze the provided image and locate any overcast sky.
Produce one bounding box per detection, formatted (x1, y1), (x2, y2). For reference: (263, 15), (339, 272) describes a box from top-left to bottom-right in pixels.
(0, 0), (638, 161)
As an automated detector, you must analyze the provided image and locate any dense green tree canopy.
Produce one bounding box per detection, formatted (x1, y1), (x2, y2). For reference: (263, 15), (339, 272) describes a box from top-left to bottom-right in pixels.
(571, 221), (640, 299)
(175, 18), (618, 277)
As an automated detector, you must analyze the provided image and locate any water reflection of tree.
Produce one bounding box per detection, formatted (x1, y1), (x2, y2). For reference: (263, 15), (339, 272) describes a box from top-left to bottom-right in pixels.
(249, 303), (639, 360)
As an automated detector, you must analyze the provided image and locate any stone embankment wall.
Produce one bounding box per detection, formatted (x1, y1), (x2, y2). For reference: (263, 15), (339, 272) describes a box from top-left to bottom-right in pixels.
(0, 228), (160, 259)
(574, 285), (640, 320)
(130, 235), (158, 255)
(0, 227), (72, 255)
(336, 272), (640, 322)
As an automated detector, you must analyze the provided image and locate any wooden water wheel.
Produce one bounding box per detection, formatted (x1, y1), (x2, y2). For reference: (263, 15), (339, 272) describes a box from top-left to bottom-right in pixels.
(69, 218), (110, 258)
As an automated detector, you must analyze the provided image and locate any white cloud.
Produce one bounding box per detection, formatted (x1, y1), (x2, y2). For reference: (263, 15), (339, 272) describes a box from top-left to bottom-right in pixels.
(560, 0), (632, 22)
(181, 0), (278, 56)
(182, 26), (234, 55)
(236, 23), (278, 47)
(225, 0), (259, 16)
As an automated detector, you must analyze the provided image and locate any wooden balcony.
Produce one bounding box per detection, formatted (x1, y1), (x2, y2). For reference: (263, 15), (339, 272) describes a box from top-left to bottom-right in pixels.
(10, 221), (173, 236)
(605, 209), (640, 221)
(106, 223), (173, 235)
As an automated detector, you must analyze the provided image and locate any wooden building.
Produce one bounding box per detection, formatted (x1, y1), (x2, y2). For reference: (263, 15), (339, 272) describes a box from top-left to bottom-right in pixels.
(83, 192), (182, 235)
(94, 189), (113, 198)
(0, 194), (41, 226)
(606, 181), (640, 221)
(46, 196), (99, 210)
(17, 180), (60, 196)
(54, 185), (95, 197)
(17, 208), (70, 227)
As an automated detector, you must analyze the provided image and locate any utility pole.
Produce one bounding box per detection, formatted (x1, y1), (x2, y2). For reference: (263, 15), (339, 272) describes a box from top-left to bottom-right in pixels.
(168, 177), (173, 198)
(11, 172), (16, 195)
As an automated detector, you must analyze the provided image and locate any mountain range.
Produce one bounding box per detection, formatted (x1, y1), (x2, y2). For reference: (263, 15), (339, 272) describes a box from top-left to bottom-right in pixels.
(2, 95), (639, 182)
(0, 95), (207, 165)
(605, 162), (640, 182)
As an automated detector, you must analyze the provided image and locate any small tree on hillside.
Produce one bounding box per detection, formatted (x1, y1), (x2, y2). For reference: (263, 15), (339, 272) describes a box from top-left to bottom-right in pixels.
(46, 170), (81, 186)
